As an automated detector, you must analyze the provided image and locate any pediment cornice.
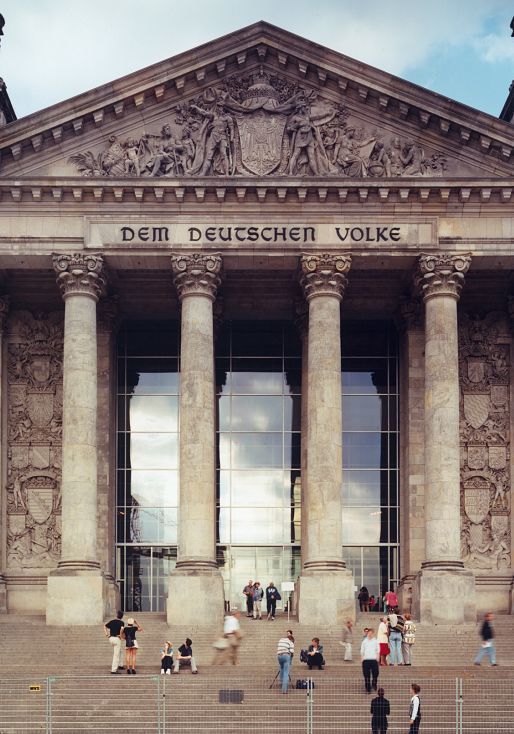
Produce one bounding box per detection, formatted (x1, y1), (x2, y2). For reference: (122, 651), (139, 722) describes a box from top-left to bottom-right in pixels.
(1, 21), (513, 176)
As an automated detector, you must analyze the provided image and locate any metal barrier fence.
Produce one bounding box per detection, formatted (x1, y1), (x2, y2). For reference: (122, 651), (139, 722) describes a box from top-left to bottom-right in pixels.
(0, 675), (512, 733)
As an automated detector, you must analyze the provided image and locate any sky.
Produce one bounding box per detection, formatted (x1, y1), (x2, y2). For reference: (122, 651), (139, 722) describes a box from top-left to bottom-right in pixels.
(0, 0), (513, 121)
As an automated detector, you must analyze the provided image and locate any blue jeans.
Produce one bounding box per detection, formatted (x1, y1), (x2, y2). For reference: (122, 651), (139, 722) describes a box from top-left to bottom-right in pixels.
(277, 654), (291, 693)
(389, 631), (403, 665)
(474, 642), (496, 665)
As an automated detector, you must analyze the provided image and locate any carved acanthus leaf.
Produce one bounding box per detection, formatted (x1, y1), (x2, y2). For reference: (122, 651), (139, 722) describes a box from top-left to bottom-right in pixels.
(415, 254), (471, 301)
(171, 253), (222, 301)
(53, 253), (107, 301)
(299, 253), (352, 301)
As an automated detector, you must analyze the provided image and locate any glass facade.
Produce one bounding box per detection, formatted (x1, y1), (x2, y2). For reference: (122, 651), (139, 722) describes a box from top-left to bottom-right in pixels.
(116, 319), (399, 611)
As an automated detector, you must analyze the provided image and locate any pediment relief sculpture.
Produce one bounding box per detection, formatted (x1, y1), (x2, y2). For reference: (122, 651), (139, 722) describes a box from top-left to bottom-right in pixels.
(69, 69), (450, 179)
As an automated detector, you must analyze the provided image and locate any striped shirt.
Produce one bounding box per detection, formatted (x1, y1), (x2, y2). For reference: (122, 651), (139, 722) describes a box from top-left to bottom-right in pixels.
(277, 637), (294, 656)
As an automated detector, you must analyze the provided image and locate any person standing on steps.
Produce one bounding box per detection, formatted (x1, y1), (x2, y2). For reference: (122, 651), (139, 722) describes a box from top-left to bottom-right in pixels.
(377, 616), (390, 667)
(387, 611), (404, 666)
(243, 580), (254, 617)
(474, 612), (497, 667)
(370, 687), (390, 734)
(104, 610), (124, 674)
(122, 617), (142, 674)
(361, 628), (380, 694)
(408, 683), (421, 733)
(339, 620), (353, 662)
(402, 613), (416, 666)
(276, 629), (295, 694)
(252, 581), (264, 619)
(358, 586), (370, 612)
(266, 581), (281, 620)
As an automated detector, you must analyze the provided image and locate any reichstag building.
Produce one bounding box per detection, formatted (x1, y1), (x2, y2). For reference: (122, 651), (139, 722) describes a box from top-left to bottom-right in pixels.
(0, 22), (513, 627)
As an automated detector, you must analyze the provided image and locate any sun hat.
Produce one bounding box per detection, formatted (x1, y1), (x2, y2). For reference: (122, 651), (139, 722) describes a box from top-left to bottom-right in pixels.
(127, 617), (135, 625)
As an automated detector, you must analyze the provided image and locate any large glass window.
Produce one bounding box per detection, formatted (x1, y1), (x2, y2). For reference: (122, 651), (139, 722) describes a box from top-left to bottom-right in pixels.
(116, 322), (180, 611)
(342, 322), (399, 599)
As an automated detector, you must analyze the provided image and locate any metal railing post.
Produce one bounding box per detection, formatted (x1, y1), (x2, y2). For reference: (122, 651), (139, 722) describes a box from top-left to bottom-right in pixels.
(47, 676), (54, 734)
(306, 677), (314, 734)
(162, 673), (166, 734)
(458, 677), (463, 734)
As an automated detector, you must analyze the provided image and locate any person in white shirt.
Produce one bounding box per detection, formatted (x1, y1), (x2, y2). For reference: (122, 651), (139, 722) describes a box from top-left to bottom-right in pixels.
(408, 683), (421, 733)
(360, 628), (380, 693)
(213, 611), (242, 666)
(276, 630), (295, 694)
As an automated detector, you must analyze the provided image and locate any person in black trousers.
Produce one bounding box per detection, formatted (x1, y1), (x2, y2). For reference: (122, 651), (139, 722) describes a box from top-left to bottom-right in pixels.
(408, 683), (421, 734)
(266, 582), (280, 620)
(361, 628), (380, 693)
(370, 687), (390, 734)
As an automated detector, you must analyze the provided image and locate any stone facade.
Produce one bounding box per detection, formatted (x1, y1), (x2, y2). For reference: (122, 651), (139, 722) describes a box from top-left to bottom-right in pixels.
(0, 23), (513, 624)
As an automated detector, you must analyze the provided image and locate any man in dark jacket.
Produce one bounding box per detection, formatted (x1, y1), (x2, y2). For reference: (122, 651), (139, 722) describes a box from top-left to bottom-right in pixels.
(370, 687), (390, 733)
(266, 582), (281, 620)
(473, 612), (497, 666)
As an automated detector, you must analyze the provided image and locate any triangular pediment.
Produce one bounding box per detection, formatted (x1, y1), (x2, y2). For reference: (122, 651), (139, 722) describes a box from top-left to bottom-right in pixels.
(1, 21), (513, 180)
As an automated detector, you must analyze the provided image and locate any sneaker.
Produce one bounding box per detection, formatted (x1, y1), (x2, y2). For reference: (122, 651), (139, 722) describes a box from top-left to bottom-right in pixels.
(132, 670), (137, 675)
(127, 669), (131, 674)
(110, 671), (119, 675)
(192, 670), (198, 675)
(161, 670), (165, 675)
(166, 669), (171, 675)
(118, 666), (125, 670)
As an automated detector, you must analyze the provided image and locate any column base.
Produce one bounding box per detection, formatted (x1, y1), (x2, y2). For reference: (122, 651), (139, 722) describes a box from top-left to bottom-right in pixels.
(412, 563), (476, 625)
(0, 573), (7, 613)
(167, 566), (224, 627)
(46, 568), (118, 626)
(297, 568), (356, 626)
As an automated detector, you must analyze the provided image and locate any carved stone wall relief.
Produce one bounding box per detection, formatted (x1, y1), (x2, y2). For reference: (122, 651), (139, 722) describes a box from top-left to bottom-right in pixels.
(459, 312), (511, 571)
(69, 69), (452, 179)
(6, 311), (63, 570)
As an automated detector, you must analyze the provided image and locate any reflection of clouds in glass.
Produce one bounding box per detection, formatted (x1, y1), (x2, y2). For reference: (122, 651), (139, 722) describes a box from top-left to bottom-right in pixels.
(343, 395), (385, 431)
(130, 433), (178, 469)
(225, 396), (283, 431)
(230, 470), (288, 507)
(231, 371), (283, 394)
(130, 470), (178, 506)
(129, 396), (178, 431)
(230, 433), (283, 469)
(220, 508), (288, 544)
(343, 433), (384, 468)
(342, 470), (383, 505)
(342, 506), (381, 543)
(130, 508), (178, 543)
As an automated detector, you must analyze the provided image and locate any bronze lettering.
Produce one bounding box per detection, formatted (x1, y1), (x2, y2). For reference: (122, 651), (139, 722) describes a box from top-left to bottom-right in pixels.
(188, 227), (202, 242)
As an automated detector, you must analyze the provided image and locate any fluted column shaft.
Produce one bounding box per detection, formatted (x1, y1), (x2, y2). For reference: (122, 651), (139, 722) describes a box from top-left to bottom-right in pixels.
(171, 253), (221, 570)
(416, 254), (471, 567)
(299, 254), (351, 571)
(53, 253), (106, 569)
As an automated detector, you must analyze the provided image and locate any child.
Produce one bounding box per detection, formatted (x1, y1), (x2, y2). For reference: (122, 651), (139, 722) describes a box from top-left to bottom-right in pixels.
(161, 640), (173, 675)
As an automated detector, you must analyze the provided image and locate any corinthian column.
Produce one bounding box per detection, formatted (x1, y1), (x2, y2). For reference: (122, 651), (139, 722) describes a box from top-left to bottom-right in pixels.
(0, 296), (10, 613)
(167, 253), (224, 626)
(412, 253), (476, 625)
(297, 253), (355, 626)
(47, 253), (114, 625)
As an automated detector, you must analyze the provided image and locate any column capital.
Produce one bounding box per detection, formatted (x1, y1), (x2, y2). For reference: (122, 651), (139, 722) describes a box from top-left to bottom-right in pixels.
(0, 295), (10, 333)
(299, 253), (352, 302)
(53, 253), (107, 301)
(171, 253), (222, 302)
(414, 253), (471, 301)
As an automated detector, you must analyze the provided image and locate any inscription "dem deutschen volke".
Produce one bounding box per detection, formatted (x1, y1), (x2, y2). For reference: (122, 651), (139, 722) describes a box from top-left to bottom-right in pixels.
(120, 224), (402, 244)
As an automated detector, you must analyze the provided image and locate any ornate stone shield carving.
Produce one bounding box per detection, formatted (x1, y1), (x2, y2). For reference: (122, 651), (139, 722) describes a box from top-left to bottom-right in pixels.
(488, 445), (507, 470)
(235, 110), (286, 175)
(464, 479), (490, 524)
(11, 446), (29, 469)
(26, 392), (54, 427)
(26, 485), (54, 524)
(491, 511), (508, 538)
(463, 393), (489, 429)
(467, 358), (486, 384)
(490, 385), (508, 407)
(29, 445), (50, 470)
(29, 356), (51, 385)
(467, 444), (487, 470)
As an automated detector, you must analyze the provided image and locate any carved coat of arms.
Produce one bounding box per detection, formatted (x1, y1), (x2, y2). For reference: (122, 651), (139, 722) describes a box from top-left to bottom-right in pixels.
(236, 109), (286, 175)
(26, 484), (54, 524)
(463, 393), (489, 429)
(464, 479), (490, 524)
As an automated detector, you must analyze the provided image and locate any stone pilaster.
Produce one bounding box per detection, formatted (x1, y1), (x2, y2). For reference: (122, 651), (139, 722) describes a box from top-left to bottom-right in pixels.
(47, 254), (115, 625)
(412, 254), (476, 624)
(0, 296), (10, 612)
(395, 297), (425, 614)
(294, 297), (309, 569)
(167, 253), (224, 626)
(296, 253), (355, 626)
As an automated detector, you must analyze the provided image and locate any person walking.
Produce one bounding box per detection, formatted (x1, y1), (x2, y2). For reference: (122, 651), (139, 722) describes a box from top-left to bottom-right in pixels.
(252, 581), (264, 619)
(160, 641), (173, 675)
(243, 580), (254, 618)
(358, 586), (370, 612)
(173, 637), (198, 674)
(266, 581), (281, 620)
(402, 614), (416, 666)
(276, 630), (295, 694)
(377, 616), (390, 667)
(408, 683), (422, 733)
(473, 612), (497, 667)
(122, 617), (142, 674)
(104, 610), (125, 674)
(340, 620), (353, 662)
(214, 611), (242, 665)
(370, 687), (390, 734)
(361, 628), (380, 694)
(384, 589), (399, 613)
(387, 611), (404, 666)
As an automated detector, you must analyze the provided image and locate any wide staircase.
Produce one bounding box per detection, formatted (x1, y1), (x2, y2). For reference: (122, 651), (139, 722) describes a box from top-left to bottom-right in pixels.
(1, 611), (513, 732)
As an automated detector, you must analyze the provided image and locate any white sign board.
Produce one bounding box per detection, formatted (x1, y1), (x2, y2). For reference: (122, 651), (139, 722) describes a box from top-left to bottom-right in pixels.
(282, 581), (295, 592)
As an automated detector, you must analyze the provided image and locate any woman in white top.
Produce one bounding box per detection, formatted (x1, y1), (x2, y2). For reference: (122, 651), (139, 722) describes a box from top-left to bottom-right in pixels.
(377, 617), (390, 667)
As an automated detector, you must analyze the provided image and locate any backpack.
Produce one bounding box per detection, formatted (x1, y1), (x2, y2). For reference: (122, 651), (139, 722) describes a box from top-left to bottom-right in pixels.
(300, 649), (309, 664)
(296, 679), (315, 690)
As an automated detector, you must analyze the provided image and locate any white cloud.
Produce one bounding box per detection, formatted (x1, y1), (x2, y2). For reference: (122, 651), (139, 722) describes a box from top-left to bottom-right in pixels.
(477, 32), (514, 63)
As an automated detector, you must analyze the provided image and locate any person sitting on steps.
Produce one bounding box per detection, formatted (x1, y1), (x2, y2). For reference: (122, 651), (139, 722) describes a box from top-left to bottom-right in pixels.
(306, 637), (325, 670)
